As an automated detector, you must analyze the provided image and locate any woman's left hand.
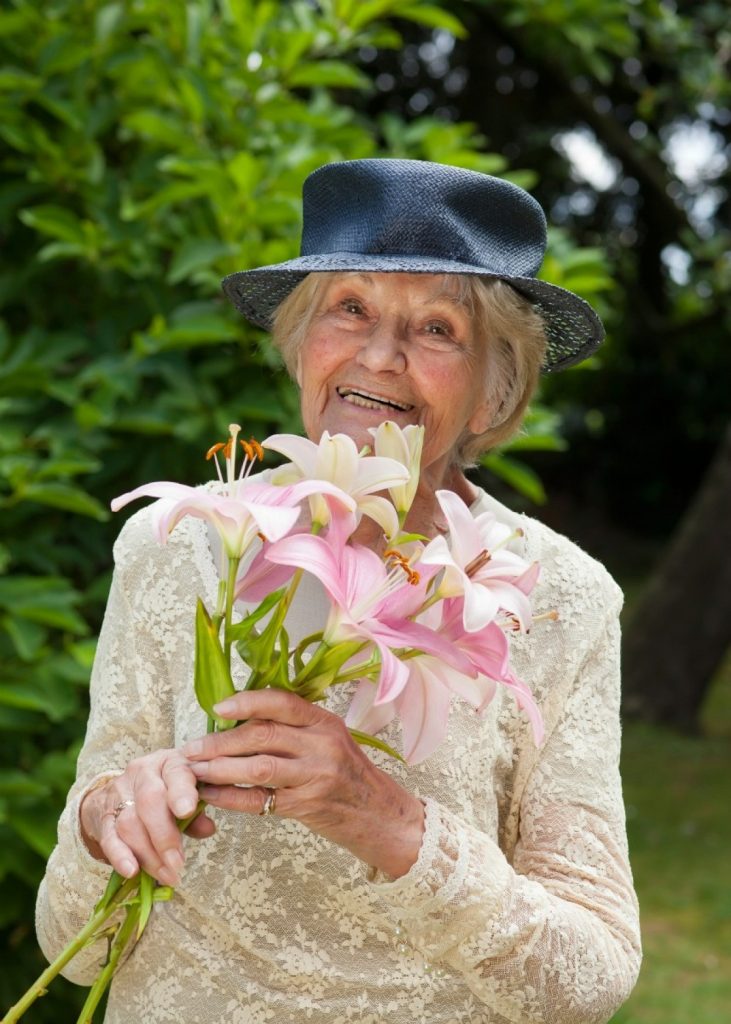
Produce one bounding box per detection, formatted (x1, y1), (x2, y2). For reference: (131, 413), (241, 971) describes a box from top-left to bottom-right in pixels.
(181, 690), (424, 879)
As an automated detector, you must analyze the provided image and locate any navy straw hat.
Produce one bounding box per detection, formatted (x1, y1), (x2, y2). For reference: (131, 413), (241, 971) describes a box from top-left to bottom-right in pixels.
(222, 158), (604, 372)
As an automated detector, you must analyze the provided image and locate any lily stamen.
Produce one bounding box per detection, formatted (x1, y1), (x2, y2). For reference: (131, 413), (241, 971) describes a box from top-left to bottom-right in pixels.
(206, 443), (226, 484)
(383, 549), (420, 587)
(465, 549), (491, 578)
(206, 443), (226, 460)
(533, 609), (559, 623)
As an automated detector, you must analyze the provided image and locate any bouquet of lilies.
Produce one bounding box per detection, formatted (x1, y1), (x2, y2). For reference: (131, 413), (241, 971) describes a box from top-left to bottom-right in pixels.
(4, 421), (545, 1024)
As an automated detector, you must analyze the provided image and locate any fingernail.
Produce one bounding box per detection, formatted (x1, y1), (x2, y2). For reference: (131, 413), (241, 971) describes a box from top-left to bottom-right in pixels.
(182, 739), (204, 757)
(213, 698), (237, 715)
(199, 785), (220, 800)
(158, 867), (179, 887)
(119, 858), (137, 878)
(190, 761), (209, 776)
(164, 849), (184, 874)
(174, 798), (197, 817)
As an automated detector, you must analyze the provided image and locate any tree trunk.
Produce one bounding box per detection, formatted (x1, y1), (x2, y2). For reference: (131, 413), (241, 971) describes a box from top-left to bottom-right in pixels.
(622, 423), (731, 727)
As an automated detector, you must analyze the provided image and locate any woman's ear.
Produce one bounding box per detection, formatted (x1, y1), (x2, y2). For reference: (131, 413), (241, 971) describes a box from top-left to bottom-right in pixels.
(467, 395), (493, 437)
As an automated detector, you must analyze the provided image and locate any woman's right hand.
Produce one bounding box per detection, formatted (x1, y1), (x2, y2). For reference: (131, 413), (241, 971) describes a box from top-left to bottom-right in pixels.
(79, 750), (215, 885)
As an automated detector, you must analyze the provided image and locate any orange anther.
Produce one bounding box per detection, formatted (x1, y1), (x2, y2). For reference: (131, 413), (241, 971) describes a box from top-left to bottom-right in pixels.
(250, 438), (264, 461)
(206, 442), (226, 460)
(241, 440), (254, 461)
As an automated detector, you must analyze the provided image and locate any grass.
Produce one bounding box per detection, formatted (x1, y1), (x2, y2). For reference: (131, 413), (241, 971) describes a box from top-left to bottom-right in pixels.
(611, 657), (731, 1024)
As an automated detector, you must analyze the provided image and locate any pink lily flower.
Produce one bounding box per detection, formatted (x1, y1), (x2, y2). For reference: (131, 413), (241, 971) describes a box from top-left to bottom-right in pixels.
(346, 651), (495, 765)
(112, 424), (356, 560)
(347, 595), (543, 764)
(262, 429), (410, 539)
(420, 489), (540, 633)
(436, 598), (544, 745)
(264, 530), (473, 704)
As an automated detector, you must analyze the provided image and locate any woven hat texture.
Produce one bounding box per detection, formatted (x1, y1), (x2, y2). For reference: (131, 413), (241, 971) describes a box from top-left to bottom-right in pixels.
(222, 159), (604, 372)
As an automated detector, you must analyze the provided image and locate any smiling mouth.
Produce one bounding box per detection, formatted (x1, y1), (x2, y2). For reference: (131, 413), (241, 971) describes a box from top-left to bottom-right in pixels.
(336, 387), (414, 412)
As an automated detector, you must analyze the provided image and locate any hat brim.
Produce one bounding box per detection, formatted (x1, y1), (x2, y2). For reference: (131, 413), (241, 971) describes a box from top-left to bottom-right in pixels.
(222, 253), (604, 373)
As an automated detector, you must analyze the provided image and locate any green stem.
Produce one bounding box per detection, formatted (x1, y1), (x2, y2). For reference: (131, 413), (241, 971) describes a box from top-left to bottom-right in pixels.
(292, 630), (324, 663)
(1, 875), (138, 1023)
(2, 802), (207, 1024)
(223, 556), (240, 665)
(212, 577), (227, 628)
(329, 658), (379, 685)
(74, 899), (140, 1024)
(271, 567), (303, 633)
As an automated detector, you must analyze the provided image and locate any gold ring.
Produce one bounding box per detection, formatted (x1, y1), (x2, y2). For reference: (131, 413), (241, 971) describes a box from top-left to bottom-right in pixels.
(259, 789), (276, 816)
(112, 799), (135, 824)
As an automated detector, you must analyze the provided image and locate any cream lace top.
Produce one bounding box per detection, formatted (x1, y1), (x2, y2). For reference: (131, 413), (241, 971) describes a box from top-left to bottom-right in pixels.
(36, 489), (641, 1023)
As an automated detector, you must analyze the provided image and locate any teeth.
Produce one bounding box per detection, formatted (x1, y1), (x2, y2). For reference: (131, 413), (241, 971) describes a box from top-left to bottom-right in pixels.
(337, 387), (413, 412)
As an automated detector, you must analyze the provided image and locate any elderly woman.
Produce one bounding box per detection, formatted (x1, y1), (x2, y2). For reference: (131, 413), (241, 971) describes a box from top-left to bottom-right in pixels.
(36, 160), (641, 1023)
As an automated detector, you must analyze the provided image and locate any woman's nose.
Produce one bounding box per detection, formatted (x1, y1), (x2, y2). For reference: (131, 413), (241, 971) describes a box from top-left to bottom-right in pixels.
(355, 320), (406, 373)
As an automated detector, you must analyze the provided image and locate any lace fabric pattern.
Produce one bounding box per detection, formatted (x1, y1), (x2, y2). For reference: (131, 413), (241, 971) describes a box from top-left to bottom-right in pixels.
(35, 489), (641, 1023)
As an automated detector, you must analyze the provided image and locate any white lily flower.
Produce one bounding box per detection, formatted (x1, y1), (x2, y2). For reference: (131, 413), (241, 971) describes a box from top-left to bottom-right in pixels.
(420, 489), (538, 633)
(368, 422), (424, 526)
(262, 430), (410, 538)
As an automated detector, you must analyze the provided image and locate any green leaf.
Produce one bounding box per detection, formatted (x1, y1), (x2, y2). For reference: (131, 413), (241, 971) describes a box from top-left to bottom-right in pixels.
(0, 677), (80, 722)
(398, 3), (467, 38)
(17, 482), (109, 520)
(0, 576), (87, 633)
(504, 434), (567, 453)
(227, 587), (286, 641)
(137, 869), (156, 938)
(481, 453), (547, 505)
(1, 614), (47, 660)
(9, 808), (58, 858)
(18, 204), (86, 244)
(349, 728), (405, 763)
(0, 770), (50, 797)
(194, 599), (237, 729)
(167, 239), (232, 284)
(288, 61), (372, 90)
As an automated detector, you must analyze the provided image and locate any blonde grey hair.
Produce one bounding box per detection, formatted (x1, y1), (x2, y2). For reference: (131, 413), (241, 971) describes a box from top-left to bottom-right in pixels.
(270, 272), (547, 466)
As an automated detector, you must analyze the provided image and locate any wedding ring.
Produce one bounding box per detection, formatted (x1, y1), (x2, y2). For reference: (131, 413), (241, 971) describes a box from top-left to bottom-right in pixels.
(112, 799), (135, 824)
(259, 789), (276, 817)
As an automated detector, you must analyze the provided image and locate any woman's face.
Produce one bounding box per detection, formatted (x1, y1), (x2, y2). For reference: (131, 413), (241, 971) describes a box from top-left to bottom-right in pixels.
(296, 273), (492, 478)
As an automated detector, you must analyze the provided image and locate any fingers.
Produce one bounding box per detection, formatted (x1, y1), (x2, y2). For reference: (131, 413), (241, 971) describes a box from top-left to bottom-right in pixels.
(183, 812), (216, 840)
(212, 689), (324, 730)
(92, 751), (203, 885)
(101, 800), (178, 885)
(181, 691), (346, 767)
(198, 784), (274, 817)
(190, 751), (304, 790)
(183, 716), (307, 763)
(161, 755), (201, 820)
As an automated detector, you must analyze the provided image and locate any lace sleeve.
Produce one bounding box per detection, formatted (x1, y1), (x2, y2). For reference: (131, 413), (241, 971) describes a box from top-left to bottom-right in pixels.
(34, 510), (193, 984)
(368, 607), (641, 1024)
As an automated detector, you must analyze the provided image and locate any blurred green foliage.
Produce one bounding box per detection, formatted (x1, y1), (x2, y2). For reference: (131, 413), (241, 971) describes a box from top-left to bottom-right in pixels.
(0, 0), (614, 1014)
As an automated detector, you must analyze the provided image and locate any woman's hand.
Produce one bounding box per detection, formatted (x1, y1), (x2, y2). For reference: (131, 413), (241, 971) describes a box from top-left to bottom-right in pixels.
(79, 750), (216, 885)
(182, 690), (425, 879)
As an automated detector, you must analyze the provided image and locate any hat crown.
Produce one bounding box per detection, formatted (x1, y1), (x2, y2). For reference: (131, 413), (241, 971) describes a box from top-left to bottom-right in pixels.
(300, 159), (547, 278)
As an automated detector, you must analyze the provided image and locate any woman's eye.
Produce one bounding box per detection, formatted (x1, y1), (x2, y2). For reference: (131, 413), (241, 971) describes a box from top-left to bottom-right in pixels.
(424, 321), (451, 337)
(340, 298), (364, 315)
